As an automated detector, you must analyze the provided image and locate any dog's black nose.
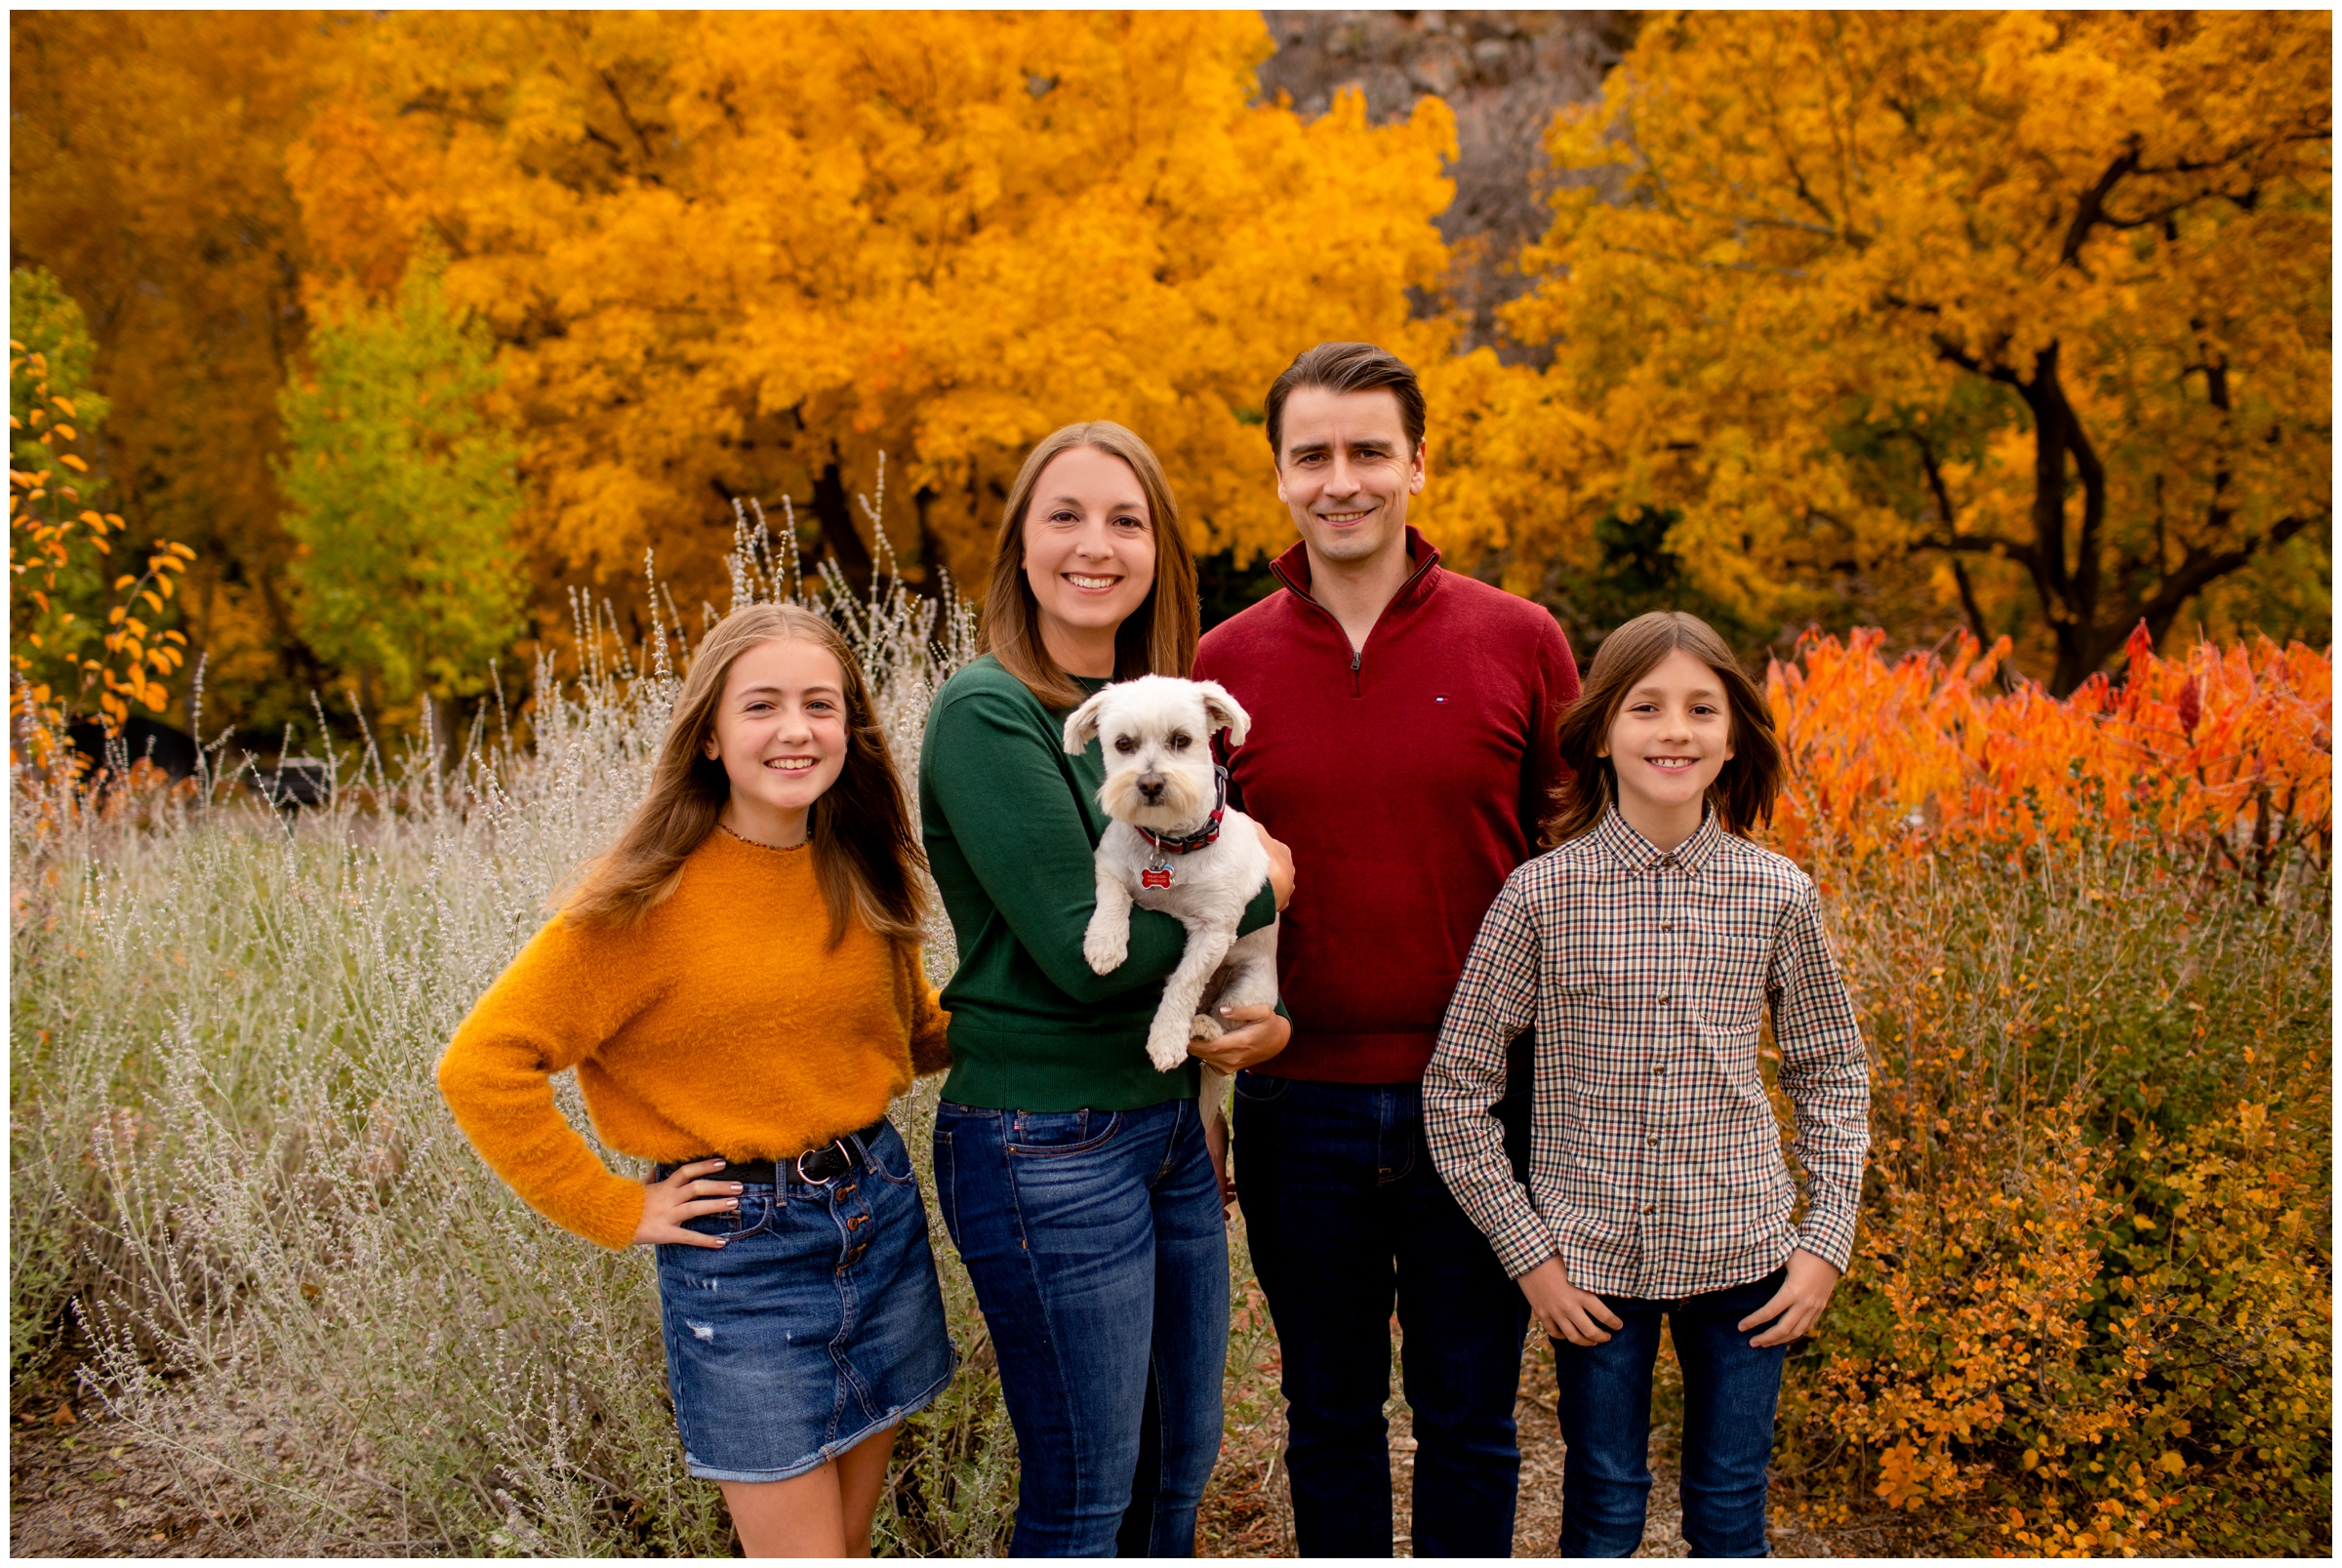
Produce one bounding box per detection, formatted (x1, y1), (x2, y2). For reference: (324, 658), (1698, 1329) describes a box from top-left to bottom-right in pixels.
(1138, 772), (1165, 800)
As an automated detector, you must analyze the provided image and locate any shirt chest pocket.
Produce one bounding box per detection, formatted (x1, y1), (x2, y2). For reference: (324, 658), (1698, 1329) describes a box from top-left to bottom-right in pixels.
(1692, 933), (1769, 1036)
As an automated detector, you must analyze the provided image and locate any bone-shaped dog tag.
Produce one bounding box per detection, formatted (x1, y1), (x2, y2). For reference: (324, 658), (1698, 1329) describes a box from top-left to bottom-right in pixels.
(1141, 865), (1173, 889)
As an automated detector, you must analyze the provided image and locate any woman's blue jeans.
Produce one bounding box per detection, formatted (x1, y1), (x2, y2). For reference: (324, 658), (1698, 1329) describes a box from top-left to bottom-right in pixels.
(1553, 1266), (1790, 1557)
(934, 1097), (1229, 1557)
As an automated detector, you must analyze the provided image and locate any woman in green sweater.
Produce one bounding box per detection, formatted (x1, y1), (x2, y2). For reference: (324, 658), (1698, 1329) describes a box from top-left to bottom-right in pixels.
(920, 421), (1293, 1555)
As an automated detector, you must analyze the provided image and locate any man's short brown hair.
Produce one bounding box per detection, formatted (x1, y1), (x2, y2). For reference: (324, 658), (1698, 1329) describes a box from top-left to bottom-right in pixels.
(1264, 342), (1426, 462)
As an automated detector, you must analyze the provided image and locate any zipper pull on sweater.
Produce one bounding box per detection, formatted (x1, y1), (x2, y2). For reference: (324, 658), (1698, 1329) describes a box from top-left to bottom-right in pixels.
(1351, 646), (1362, 698)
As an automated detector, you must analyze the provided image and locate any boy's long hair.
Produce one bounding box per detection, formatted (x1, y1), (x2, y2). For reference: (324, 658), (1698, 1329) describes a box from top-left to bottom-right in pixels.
(1544, 610), (1783, 845)
(561, 603), (928, 945)
(983, 421), (1199, 709)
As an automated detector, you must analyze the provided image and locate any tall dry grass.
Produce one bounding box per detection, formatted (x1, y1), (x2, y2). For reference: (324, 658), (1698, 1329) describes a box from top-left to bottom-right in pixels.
(10, 508), (1020, 1555)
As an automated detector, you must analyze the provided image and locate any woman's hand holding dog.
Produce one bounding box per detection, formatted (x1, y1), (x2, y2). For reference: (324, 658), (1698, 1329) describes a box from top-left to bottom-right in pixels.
(632, 1158), (746, 1249)
(1191, 1002), (1290, 1072)
(1255, 822), (1295, 910)
(1518, 1255), (1624, 1346)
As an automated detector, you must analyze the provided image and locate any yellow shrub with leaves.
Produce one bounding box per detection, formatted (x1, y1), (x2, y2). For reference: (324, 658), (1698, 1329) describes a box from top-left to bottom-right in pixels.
(1782, 814), (2330, 1554)
(8, 337), (194, 756)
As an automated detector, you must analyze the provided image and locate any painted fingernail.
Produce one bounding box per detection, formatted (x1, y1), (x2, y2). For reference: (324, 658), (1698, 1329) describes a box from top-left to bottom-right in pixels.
(730, 1184), (745, 1192)
(727, 1199), (741, 1209)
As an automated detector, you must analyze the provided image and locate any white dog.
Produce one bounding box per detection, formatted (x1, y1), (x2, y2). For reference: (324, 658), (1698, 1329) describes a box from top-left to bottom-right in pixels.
(1063, 676), (1279, 1161)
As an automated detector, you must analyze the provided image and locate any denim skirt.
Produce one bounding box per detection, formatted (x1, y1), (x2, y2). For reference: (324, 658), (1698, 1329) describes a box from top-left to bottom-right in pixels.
(654, 1119), (957, 1482)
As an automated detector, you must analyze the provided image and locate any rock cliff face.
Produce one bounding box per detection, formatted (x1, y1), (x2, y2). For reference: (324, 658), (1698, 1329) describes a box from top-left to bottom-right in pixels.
(1257, 10), (1633, 358)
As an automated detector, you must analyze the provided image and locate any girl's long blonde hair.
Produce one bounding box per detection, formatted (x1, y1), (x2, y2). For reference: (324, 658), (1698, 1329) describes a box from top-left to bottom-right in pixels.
(983, 421), (1199, 709)
(561, 603), (928, 944)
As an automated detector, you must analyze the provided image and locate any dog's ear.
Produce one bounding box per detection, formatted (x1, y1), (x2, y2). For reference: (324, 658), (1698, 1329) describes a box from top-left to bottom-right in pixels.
(1193, 681), (1251, 747)
(1063, 687), (1114, 755)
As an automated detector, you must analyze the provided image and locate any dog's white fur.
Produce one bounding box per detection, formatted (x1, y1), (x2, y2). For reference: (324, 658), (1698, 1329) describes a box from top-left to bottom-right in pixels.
(1063, 676), (1279, 1100)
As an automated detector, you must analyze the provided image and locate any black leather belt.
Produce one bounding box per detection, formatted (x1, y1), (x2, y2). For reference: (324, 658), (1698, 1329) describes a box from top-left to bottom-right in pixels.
(699, 1116), (888, 1187)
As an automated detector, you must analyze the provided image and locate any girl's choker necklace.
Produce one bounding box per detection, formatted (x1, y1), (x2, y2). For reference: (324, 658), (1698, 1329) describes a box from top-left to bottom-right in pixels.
(718, 821), (808, 853)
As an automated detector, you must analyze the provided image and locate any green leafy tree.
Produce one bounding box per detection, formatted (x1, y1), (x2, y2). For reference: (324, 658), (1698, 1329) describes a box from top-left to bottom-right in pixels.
(276, 259), (525, 740)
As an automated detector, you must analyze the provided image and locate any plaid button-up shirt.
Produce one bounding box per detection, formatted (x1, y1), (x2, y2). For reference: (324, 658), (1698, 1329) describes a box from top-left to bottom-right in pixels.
(1424, 808), (1870, 1300)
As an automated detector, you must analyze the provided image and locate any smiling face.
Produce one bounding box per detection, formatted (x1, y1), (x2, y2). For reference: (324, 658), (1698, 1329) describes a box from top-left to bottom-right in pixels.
(1273, 384), (1426, 570)
(1599, 647), (1737, 845)
(700, 635), (851, 846)
(1020, 444), (1158, 676)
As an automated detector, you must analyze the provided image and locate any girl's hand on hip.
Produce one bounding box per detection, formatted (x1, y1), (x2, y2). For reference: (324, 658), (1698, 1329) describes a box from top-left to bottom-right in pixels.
(1738, 1248), (1841, 1347)
(1190, 1003), (1290, 1072)
(1520, 1255), (1623, 1347)
(633, 1157), (744, 1249)
(1253, 821), (1296, 910)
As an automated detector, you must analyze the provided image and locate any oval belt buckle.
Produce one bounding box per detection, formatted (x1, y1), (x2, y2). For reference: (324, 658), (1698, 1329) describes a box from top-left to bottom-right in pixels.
(794, 1142), (842, 1186)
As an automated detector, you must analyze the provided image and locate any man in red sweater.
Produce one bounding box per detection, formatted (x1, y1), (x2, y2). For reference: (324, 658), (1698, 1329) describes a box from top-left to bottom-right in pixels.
(1193, 342), (1580, 1555)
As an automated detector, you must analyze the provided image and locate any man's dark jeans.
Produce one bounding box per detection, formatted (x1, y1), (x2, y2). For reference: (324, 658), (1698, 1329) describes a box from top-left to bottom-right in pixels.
(1232, 1070), (1531, 1557)
(1552, 1266), (1790, 1558)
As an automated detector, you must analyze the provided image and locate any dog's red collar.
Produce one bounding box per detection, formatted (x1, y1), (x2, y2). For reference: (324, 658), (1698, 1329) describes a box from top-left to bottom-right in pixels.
(1136, 766), (1231, 858)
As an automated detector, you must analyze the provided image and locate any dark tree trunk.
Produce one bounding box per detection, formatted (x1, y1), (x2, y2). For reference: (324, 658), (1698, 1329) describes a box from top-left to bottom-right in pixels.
(912, 484), (949, 598)
(810, 458), (873, 592)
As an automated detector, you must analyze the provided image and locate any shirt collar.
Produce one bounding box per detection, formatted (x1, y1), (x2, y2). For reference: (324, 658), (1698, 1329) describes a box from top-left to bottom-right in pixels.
(1269, 526), (1442, 609)
(1594, 804), (1723, 877)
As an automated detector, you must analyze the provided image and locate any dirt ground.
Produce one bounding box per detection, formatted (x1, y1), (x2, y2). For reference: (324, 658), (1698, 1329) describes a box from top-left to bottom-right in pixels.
(18, 1342), (1905, 1559)
(9, 1377), (240, 1559)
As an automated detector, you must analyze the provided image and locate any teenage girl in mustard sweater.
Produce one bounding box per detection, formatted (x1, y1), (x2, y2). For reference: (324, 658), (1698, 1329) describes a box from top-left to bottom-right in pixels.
(438, 603), (955, 1557)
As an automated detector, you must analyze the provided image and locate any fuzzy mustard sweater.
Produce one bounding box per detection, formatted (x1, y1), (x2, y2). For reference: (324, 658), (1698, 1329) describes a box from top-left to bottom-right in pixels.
(437, 830), (950, 1249)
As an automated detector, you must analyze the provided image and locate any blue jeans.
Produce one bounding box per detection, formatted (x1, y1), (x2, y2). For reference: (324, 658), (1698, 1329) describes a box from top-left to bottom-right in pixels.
(1232, 1072), (1531, 1557)
(933, 1097), (1228, 1557)
(1553, 1266), (1790, 1557)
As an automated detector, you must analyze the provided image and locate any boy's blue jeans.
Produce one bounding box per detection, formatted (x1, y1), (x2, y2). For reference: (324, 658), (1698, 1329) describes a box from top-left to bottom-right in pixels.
(1232, 1071), (1531, 1557)
(1552, 1266), (1790, 1558)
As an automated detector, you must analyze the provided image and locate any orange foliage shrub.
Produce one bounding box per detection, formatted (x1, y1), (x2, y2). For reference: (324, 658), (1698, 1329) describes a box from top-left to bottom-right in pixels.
(1768, 624), (2332, 880)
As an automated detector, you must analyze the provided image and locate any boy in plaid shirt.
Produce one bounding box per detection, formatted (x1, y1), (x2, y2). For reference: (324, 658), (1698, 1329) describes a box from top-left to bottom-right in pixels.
(1424, 610), (1871, 1557)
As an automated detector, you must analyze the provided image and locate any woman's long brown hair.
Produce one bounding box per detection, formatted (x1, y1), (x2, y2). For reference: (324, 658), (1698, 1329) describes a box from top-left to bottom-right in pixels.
(983, 421), (1199, 708)
(1544, 610), (1784, 845)
(561, 603), (928, 945)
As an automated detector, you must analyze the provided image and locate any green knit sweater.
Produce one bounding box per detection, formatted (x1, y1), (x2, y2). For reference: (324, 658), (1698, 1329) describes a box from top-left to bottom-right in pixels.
(919, 655), (1277, 1110)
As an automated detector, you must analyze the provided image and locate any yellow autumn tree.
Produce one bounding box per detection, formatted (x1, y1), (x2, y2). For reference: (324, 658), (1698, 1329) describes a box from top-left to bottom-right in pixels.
(1490, 10), (2331, 691)
(285, 11), (1460, 636)
(10, 11), (346, 730)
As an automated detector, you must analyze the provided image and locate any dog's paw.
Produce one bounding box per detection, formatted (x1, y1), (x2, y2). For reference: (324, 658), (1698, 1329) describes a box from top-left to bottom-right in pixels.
(1190, 1013), (1226, 1043)
(1082, 919), (1128, 976)
(1146, 1022), (1191, 1073)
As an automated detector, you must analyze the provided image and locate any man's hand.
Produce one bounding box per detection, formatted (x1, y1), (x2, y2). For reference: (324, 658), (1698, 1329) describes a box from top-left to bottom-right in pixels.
(1191, 1002), (1290, 1073)
(1253, 821), (1295, 910)
(632, 1157), (744, 1249)
(1737, 1249), (1841, 1347)
(1519, 1255), (1623, 1347)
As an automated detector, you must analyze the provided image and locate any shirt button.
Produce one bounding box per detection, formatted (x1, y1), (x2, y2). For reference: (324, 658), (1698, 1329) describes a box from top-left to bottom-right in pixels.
(1662, 922), (1674, 932)
(1656, 993), (1671, 1005)
(1652, 1065), (1666, 1075)
(1646, 1136), (1660, 1147)
(1642, 1203), (1655, 1215)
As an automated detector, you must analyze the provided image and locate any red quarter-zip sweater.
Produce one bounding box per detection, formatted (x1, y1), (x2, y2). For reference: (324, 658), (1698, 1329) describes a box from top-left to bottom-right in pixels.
(1193, 528), (1579, 1084)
